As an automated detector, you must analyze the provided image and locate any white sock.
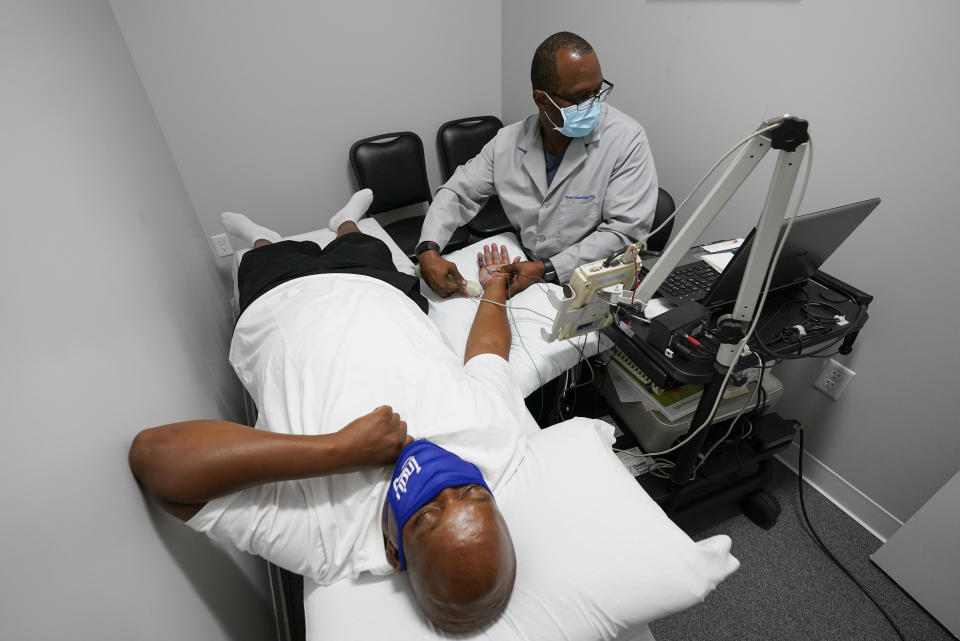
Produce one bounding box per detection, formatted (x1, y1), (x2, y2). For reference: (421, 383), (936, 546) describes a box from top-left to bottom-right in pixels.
(328, 188), (374, 231)
(221, 212), (281, 246)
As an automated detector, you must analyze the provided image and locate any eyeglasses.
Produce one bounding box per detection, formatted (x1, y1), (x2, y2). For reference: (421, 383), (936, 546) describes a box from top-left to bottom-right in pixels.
(551, 79), (614, 111)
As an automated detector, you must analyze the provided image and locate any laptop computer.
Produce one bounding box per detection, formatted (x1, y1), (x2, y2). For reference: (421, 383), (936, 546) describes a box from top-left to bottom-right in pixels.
(645, 197), (880, 309)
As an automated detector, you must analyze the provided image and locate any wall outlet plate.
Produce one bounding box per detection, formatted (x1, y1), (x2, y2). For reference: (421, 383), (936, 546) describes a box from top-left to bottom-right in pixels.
(813, 358), (856, 400)
(211, 233), (234, 258)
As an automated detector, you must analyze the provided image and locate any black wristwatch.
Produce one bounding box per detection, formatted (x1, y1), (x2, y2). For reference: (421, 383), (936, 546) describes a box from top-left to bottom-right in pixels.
(415, 240), (440, 257)
(542, 258), (558, 284)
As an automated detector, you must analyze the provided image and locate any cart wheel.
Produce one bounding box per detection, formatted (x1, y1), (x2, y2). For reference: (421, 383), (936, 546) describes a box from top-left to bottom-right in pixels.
(739, 489), (781, 529)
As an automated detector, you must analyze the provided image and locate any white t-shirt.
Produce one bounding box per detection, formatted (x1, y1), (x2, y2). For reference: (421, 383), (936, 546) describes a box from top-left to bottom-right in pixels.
(188, 274), (536, 585)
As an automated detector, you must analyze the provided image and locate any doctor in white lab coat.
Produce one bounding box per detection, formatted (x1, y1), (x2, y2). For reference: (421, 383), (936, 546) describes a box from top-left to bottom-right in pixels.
(417, 31), (658, 297)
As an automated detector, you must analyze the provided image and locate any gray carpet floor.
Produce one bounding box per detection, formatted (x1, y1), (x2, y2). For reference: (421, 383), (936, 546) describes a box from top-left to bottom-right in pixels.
(648, 459), (955, 641)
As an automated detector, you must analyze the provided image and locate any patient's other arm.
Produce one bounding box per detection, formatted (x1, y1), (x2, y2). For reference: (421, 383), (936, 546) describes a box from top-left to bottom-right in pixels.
(464, 243), (514, 363)
(129, 405), (412, 521)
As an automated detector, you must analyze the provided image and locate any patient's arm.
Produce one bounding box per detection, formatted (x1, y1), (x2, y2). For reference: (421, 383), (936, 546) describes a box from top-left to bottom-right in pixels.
(129, 405), (412, 521)
(464, 243), (514, 363)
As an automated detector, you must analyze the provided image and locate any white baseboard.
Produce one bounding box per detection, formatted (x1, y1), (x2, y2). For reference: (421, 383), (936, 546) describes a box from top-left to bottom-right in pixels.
(776, 443), (902, 542)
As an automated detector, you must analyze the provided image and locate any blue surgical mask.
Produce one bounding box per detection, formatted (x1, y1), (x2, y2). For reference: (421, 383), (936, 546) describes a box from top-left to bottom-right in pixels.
(544, 94), (603, 138)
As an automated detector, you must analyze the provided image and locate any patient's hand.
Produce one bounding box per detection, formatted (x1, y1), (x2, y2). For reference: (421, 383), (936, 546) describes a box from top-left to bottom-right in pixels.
(337, 406), (414, 468)
(477, 243), (520, 290)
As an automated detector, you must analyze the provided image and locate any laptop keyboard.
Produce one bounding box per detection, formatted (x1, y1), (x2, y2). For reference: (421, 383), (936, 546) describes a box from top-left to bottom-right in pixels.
(643, 260), (720, 304)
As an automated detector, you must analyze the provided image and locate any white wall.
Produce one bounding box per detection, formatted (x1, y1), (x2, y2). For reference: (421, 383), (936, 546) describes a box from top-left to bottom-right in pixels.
(110, 0), (503, 290)
(503, 0), (960, 532)
(0, 2), (271, 639)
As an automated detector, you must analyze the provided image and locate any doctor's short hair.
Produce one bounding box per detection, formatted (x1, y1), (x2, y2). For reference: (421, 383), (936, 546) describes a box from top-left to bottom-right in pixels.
(530, 31), (594, 94)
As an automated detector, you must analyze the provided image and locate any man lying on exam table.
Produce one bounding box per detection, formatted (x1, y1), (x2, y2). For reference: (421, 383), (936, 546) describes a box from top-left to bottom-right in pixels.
(130, 190), (532, 632)
(130, 191), (739, 639)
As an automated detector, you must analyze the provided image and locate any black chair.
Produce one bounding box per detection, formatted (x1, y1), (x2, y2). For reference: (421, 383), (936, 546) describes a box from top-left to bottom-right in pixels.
(645, 187), (677, 253)
(437, 116), (514, 239)
(349, 131), (470, 261)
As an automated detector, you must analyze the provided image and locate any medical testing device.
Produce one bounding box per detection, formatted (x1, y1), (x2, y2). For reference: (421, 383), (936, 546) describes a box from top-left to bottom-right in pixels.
(541, 114), (812, 511)
(541, 114), (811, 365)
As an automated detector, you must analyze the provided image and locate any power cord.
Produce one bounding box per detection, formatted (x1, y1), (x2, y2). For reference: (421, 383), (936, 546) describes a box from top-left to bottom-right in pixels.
(694, 352), (765, 475)
(753, 283), (867, 361)
(796, 426), (908, 641)
(504, 280), (544, 420)
(473, 276), (547, 419)
(612, 447), (677, 479)
(475, 273), (601, 424)
(474, 296), (555, 322)
(557, 335), (602, 420)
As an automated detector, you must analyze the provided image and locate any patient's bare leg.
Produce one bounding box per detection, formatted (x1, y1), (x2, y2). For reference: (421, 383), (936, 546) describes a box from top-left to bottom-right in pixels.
(221, 211), (282, 247)
(336, 221), (360, 237)
(327, 188), (373, 231)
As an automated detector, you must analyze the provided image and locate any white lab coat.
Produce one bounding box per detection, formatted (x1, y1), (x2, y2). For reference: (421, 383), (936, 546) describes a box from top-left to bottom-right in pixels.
(420, 103), (658, 282)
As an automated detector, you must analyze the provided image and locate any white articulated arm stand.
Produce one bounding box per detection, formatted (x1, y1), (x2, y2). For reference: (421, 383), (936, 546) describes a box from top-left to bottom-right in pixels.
(541, 115), (809, 353)
(650, 115), (808, 506)
(633, 122), (806, 365)
(714, 141), (805, 366)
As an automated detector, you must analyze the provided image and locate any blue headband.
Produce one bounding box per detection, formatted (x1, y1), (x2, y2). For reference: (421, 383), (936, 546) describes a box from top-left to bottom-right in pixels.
(387, 440), (490, 571)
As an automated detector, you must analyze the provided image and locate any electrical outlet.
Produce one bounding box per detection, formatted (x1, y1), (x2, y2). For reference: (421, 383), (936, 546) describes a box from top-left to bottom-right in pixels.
(813, 358), (856, 400)
(211, 233), (234, 258)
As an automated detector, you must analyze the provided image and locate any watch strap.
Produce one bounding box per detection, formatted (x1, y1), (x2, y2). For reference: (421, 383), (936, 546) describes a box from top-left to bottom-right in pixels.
(542, 258), (558, 284)
(415, 240), (441, 257)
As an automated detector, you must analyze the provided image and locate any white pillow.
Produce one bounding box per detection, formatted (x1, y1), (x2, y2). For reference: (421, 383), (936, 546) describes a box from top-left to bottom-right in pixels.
(423, 234), (608, 396)
(303, 417), (739, 640)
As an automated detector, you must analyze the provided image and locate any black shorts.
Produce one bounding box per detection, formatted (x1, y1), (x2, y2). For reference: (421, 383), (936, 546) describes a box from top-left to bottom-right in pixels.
(237, 234), (428, 316)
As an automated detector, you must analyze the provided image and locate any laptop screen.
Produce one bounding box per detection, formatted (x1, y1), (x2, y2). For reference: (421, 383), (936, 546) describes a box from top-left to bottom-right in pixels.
(702, 197), (880, 310)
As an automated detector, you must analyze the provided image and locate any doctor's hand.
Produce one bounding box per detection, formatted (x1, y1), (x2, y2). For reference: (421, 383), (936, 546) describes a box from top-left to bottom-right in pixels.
(496, 260), (546, 297)
(477, 242), (520, 290)
(419, 250), (468, 298)
(336, 405), (414, 468)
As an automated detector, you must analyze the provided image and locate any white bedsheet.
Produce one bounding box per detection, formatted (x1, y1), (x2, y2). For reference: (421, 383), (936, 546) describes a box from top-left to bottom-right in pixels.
(421, 233), (609, 397)
(232, 221), (607, 396)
